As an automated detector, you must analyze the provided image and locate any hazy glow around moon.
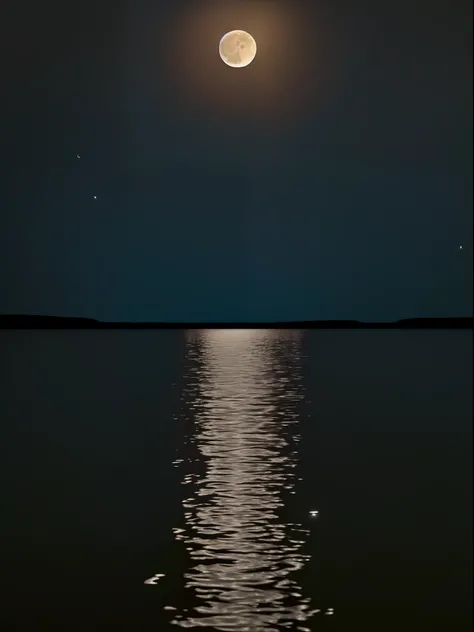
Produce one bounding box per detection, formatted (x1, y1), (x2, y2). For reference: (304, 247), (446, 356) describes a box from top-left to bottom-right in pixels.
(160, 0), (335, 128)
(219, 30), (257, 68)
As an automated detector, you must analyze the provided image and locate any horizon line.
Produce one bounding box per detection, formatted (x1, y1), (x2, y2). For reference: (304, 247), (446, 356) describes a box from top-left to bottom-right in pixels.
(0, 314), (472, 329)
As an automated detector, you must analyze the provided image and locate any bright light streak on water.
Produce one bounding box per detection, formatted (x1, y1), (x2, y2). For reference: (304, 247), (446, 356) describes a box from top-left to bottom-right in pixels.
(170, 330), (317, 631)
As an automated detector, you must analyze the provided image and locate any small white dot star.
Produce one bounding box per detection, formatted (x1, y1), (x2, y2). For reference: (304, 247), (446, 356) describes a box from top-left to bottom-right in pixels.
(76, 154), (80, 159)
(459, 245), (463, 250)
(93, 196), (97, 200)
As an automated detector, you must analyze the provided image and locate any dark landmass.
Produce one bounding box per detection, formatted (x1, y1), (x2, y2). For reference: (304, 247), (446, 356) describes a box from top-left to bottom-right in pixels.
(0, 315), (472, 329)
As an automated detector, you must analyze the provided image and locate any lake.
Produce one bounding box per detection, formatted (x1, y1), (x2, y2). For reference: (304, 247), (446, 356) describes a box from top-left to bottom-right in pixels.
(0, 329), (471, 631)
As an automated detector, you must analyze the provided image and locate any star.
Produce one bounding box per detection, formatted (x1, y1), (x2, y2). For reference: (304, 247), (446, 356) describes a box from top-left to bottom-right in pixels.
(459, 245), (463, 250)
(93, 196), (97, 200)
(76, 154), (80, 159)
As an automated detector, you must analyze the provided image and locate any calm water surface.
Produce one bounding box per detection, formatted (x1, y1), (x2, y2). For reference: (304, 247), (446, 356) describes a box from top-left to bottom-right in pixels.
(0, 329), (472, 631)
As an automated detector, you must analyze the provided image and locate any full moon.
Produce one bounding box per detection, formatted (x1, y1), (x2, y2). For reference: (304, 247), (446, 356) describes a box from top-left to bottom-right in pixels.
(219, 30), (257, 68)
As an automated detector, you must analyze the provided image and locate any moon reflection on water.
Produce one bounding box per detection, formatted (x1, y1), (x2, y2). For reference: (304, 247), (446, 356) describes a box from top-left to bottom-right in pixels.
(169, 329), (319, 631)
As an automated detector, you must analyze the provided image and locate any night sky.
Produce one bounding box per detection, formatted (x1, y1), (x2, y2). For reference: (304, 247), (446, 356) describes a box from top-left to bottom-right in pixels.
(1, 0), (472, 322)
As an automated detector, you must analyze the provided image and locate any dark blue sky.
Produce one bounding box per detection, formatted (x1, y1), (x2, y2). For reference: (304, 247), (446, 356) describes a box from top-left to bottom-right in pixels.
(1, 0), (472, 322)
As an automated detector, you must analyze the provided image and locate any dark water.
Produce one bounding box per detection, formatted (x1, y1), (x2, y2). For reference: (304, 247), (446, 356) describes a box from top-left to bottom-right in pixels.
(0, 330), (471, 631)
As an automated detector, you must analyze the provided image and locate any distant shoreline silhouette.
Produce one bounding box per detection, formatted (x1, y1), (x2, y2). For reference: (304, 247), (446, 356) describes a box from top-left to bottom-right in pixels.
(0, 315), (472, 329)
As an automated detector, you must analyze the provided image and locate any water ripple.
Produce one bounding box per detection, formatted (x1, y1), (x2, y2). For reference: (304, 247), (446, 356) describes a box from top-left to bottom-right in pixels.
(171, 330), (315, 631)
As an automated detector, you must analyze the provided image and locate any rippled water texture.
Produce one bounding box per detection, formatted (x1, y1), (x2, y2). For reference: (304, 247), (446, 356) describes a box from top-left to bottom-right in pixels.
(1, 330), (471, 631)
(170, 330), (317, 631)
